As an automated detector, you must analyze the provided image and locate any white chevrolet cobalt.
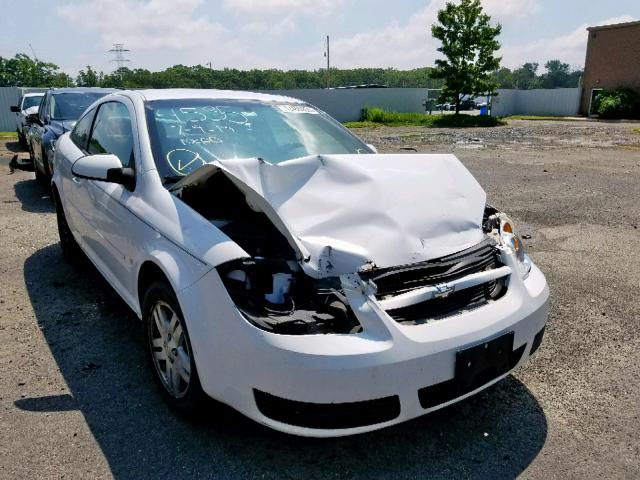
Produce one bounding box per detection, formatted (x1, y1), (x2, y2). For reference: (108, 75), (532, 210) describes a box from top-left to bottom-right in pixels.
(52, 89), (549, 437)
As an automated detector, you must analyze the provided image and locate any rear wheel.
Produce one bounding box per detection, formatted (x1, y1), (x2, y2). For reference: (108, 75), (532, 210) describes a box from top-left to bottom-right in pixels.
(35, 161), (46, 186)
(143, 281), (205, 412)
(54, 191), (81, 262)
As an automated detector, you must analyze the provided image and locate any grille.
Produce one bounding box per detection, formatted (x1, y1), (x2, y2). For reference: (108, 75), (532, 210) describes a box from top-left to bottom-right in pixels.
(362, 239), (507, 324)
(253, 389), (401, 429)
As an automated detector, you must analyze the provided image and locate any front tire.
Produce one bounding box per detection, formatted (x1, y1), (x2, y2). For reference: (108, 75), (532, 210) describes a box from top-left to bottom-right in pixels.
(143, 281), (205, 412)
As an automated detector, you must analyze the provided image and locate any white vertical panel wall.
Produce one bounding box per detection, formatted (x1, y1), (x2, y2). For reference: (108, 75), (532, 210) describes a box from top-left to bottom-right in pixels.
(491, 88), (581, 117)
(0, 86), (582, 130)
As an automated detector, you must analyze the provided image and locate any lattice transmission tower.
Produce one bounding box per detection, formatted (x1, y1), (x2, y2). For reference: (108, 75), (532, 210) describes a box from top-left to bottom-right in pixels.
(109, 44), (131, 79)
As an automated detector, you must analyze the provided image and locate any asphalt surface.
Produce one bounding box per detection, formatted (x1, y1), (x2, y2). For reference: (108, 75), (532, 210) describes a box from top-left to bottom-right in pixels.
(0, 119), (638, 479)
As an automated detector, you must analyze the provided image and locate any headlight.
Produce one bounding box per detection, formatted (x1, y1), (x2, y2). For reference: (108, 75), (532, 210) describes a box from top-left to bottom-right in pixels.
(484, 208), (532, 279)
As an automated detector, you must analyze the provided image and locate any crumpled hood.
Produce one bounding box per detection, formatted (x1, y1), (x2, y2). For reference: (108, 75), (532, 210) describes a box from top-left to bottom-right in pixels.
(23, 106), (39, 116)
(175, 154), (487, 277)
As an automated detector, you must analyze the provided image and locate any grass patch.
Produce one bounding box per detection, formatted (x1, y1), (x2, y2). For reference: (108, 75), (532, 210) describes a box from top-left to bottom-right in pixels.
(0, 132), (17, 138)
(632, 128), (640, 135)
(346, 107), (504, 128)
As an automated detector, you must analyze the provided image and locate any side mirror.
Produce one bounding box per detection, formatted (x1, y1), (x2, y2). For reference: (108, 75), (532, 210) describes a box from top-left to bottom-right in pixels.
(72, 154), (135, 190)
(10, 105), (20, 113)
(367, 143), (378, 154)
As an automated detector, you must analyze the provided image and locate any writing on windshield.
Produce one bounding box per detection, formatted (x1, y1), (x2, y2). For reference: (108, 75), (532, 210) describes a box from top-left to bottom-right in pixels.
(146, 99), (370, 182)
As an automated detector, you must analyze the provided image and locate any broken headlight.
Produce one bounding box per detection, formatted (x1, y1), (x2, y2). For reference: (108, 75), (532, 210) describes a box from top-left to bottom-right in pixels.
(218, 259), (362, 335)
(484, 206), (532, 279)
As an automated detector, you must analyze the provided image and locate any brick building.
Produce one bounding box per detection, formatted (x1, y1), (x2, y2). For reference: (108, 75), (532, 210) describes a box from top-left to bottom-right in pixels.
(580, 20), (640, 115)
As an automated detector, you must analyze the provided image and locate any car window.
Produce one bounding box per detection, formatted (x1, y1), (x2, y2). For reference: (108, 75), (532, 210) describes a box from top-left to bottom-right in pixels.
(88, 102), (135, 168)
(38, 94), (49, 123)
(70, 108), (96, 151)
(49, 92), (107, 120)
(22, 95), (43, 110)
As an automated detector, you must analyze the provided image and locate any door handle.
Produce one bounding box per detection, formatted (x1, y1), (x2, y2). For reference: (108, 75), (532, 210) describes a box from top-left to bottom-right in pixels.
(72, 176), (81, 184)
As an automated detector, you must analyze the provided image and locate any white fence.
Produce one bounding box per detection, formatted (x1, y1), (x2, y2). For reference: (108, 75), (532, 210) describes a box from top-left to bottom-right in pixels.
(491, 88), (582, 117)
(0, 86), (583, 131)
(265, 88), (430, 122)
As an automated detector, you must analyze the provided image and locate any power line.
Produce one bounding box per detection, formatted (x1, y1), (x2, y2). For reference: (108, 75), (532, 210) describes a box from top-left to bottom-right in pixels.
(109, 43), (131, 77)
(324, 35), (330, 89)
(29, 44), (38, 61)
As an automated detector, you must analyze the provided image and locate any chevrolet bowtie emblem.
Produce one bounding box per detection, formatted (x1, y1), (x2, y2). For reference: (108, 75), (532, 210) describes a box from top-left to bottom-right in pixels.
(434, 283), (455, 298)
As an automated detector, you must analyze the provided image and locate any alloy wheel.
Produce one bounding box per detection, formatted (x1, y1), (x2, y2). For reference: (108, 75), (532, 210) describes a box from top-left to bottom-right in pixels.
(149, 300), (192, 398)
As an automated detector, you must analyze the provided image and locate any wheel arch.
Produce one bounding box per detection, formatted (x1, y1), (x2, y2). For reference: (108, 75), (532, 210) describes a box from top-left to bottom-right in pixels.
(137, 259), (173, 317)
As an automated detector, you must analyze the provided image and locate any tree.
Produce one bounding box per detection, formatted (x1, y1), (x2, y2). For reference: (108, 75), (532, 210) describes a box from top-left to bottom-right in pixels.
(513, 62), (541, 90)
(492, 67), (515, 88)
(430, 0), (502, 113)
(76, 65), (102, 86)
(542, 60), (570, 88)
(0, 53), (73, 87)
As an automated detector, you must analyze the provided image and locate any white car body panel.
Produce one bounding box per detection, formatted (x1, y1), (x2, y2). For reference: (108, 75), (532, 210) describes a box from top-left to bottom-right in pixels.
(52, 88), (549, 437)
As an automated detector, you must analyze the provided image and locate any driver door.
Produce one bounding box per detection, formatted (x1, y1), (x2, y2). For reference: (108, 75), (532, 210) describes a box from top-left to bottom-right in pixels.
(73, 100), (142, 304)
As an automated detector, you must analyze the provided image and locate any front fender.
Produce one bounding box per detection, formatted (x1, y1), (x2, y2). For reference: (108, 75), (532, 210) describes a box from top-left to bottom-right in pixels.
(134, 245), (213, 318)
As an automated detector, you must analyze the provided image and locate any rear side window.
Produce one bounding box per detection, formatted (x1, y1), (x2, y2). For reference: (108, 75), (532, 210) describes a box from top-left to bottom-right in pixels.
(70, 109), (96, 150)
(88, 102), (135, 168)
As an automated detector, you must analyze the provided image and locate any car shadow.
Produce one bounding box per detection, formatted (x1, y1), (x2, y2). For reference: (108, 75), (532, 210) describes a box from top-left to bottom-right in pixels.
(5, 140), (25, 153)
(13, 179), (53, 213)
(21, 243), (547, 479)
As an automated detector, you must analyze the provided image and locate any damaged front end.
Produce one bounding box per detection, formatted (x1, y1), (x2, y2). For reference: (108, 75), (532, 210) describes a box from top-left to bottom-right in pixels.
(218, 259), (362, 335)
(171, 154), (530, 335)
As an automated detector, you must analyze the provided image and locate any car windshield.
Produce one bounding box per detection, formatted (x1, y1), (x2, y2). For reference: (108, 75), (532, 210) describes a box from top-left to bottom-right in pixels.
(145, 99), (371, 183)
(50, 92), (107, 120)
(22, 95), (43, 110)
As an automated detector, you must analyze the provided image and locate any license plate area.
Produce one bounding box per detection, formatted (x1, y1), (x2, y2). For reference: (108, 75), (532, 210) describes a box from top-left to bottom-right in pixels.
(455, 331), (515, 393)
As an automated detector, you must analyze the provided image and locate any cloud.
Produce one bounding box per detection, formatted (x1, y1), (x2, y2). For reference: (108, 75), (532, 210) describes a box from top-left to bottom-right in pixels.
(500, 14), (637, 68)
(223, 0), (344, 16)
(481, 0), (541, 21)
(296, 0), (536, 69)
(295, 0), (446, 69)
(57, 0), (226, 50)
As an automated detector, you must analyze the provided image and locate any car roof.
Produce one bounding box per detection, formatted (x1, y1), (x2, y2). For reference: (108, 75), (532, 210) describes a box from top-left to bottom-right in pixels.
(48, 87), (118, 95)
(23, 92), (44, 97)
(125, 88), (305, 104)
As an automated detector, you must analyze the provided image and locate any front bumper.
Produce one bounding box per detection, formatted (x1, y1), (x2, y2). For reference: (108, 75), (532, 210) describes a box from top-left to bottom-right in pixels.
(180, 252), (549, 437)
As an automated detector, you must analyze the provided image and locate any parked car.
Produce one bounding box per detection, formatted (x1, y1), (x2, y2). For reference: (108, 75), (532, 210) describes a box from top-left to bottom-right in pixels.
(52, 89), (548, 437)
(29, 87), (116, 185)
(10, 92), (44, 146)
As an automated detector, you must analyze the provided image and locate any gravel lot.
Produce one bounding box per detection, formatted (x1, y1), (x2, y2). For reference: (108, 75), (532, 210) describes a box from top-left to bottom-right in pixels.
(0, 119), (638, 479)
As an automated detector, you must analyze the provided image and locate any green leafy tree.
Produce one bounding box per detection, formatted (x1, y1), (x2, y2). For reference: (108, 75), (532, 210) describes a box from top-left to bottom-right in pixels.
(430, 0), (502, 113)
(492, 67), (515, 88)
(0, 53), (73, 87)
(513, 62), (542, 90)
(76, 65), (103, 86)
(542, 60), (570, 88)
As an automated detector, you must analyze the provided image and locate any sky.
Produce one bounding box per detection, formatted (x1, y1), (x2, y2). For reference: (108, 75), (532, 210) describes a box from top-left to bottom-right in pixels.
(2, 0), (639, 76)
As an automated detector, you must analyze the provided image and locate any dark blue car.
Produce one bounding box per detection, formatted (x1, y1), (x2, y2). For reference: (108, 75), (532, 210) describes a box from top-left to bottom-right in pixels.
(29, 87), (116, 185)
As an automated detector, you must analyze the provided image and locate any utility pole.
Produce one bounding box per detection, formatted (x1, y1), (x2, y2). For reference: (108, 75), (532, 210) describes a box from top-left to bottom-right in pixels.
(206, 62), (212, 70)
(109, 43), (131, 80)
(324, 35), (330, 89)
